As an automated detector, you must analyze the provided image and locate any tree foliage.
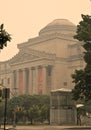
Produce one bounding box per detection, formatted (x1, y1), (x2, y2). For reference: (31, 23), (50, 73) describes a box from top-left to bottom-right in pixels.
(0, 24), (11, 49)
(74, 15), (91, 42)
(72, 14), (91, 102)
(0, 94), (50, 125)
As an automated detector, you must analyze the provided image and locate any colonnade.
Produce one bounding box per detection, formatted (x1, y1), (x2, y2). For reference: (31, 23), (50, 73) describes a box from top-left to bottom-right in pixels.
(12, 65), (52, 95)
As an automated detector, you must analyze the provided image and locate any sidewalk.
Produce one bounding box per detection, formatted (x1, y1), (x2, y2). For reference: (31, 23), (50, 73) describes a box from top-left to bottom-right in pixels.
(1, 125), (91, 130)
(15, 125), (91, 130)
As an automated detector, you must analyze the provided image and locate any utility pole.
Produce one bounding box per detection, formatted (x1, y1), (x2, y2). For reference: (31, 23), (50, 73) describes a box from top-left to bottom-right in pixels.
(3, 88), (10, 130)
(3, 89), (8, 130)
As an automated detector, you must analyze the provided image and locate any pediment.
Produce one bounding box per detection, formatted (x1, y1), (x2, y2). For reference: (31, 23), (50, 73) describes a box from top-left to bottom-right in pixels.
(9, 48), (55, 65)
(9, 50), (40, 64)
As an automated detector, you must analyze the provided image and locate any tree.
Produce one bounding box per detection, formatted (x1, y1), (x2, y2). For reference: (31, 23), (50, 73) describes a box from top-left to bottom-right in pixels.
(27, 95), (50, 124)
(0, 24), (11, 49)
(72, 14), (91, 102)
(7, 94), (50, 125)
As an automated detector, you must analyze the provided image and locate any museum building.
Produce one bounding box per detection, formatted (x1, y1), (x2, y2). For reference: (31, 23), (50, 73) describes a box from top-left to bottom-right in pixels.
(0, 19), (84, 96)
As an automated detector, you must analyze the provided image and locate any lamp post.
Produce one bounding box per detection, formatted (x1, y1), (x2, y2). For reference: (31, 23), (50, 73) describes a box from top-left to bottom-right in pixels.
(76, 104), (84, 126)
(0, 84), (10, 130)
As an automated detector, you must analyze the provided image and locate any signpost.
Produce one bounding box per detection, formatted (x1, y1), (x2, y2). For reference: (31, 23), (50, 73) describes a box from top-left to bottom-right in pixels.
(11, 98), (20, 127)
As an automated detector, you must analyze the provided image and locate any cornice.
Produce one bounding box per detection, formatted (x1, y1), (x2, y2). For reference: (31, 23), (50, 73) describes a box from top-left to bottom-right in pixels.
(0, 70), (11, 75)
(68, 41), (83, 48)
(68, 65), (83, 69)
(67, 54), (83, 62)
(0, 60), (10, 64)
(56, 57), (68, 62)
(9, 58), (55, 67)
(18, 33), (77, 49)
(39, 25), (76, 35)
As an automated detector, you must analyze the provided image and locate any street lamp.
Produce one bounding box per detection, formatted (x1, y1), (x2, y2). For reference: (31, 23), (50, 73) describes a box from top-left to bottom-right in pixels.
(76, 103), (84, 126)
(0, 84), (10, 130)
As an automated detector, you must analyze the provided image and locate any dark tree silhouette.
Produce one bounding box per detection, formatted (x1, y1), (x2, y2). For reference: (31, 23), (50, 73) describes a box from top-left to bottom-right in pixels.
(72, 14), (91, 102)
(0, 24), (11, 49)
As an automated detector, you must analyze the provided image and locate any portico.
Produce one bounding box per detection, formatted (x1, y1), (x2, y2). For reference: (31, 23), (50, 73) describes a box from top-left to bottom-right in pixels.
(11, 64), (53, 95)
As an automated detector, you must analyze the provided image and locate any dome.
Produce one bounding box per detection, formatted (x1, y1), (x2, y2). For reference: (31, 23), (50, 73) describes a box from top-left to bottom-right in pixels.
(39, 19), (76, 36)
(47, 19), (75, 26)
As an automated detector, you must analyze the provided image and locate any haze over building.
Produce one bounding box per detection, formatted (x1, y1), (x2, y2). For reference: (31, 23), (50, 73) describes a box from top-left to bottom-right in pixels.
(0, 19), (84, 96)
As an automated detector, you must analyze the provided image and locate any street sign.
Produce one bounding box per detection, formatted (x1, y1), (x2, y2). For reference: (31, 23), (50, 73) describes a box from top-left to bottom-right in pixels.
(2, 88), (10, 99)
(11, 98), (20, 105)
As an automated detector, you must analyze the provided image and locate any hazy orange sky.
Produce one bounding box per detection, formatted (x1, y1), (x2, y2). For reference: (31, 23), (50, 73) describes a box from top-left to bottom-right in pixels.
(0, 0), (91, 61)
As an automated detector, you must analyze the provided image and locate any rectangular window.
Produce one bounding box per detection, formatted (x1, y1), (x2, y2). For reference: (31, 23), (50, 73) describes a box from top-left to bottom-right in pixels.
(2, 79), (3, 85)
(47, 66), (52, 76)
(64, 82), (67, 86)
(7, 78), (10, 84)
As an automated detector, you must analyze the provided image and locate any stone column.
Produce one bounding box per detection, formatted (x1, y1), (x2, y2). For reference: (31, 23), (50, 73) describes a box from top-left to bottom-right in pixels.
(32, 67), (36, 94)
(42, 66), (47, 94)
(10, 70), (15, 97)
(35, 67), (38, 94)
(16, 70), (19, 88)
(31, 67), (38, 94)
(13, 70), (19, 96)
(29, 68), (32, 94)
(50, 65), (54, 90)
(22, 68), (26, 94)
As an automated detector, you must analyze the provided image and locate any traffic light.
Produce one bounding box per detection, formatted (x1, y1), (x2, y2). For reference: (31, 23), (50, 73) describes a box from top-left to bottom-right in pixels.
(0, 88), (2, 97)
(15, 106), (22, 112)
(0, 87), (10, 100)
(0, 98), (2, 102)
(0, 87), (3, 102)
(18, 107), (22, 111)
(2, 88), (10, 99)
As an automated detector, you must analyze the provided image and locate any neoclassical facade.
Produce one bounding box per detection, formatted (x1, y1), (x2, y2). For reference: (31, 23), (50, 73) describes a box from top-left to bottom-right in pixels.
(0, 19), (84, 96)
